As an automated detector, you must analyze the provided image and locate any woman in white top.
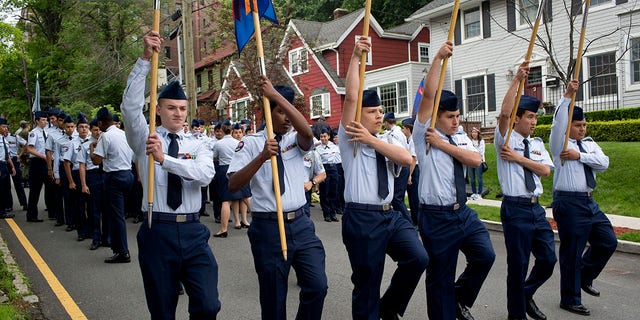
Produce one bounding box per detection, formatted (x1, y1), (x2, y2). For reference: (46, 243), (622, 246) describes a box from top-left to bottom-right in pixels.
(468, 127), (485, 200)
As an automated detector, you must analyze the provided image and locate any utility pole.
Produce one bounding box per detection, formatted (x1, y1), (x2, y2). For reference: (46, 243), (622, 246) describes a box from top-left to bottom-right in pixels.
(182, 0), (197, 120)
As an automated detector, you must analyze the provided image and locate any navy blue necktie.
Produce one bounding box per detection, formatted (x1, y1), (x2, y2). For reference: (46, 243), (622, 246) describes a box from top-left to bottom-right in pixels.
(42, 129), (47, 141)
(375, 151), (389, 199)
(167, 133), (182, 210)
(2, 137), (8, 162)
(576, 140), (596, 189)
(447, 135), (466, 205)
(275, 134), (285, 195)
(522, 139), (536, 192)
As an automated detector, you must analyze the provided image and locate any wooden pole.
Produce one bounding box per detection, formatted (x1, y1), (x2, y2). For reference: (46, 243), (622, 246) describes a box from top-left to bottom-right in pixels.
(504, 0), (547, 146)
(353, 0), (372, 157)
(426, 0), (460, 154)
(252, 0), (288, 261)
(562, 0), (590, 163)
(147, 0), (160, 228)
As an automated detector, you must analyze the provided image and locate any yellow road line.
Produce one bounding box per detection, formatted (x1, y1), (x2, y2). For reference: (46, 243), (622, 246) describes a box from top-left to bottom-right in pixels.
(5, 219), (87, 320)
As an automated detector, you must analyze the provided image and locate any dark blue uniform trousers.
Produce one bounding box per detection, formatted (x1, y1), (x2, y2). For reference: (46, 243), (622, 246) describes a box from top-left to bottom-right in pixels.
(69, 170), (88, 238)
(86, 169), (107, 244)
(27, 157), (48, 220)
(500, 198), (557, 318)
(319, 164), (338, 219)
(59, 162), (74, 227)
(392, 166), (410, 222)
(10, 156), (27, 207)
(247, 212), (327, 320)
(137, 220), (220, 319)
(209, 161), (222, 221)
(419, 205), (495, 320)
(0, 162), (10, 210)
(552, 193), (617, 305)
(335, 163), (345, 213)
(104, 170), (133, 255)
(406, 166), (420, 225)
(343, 205), (428, 319)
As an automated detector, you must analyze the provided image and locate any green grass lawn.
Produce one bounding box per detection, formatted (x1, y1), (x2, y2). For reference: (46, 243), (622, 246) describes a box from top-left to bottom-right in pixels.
(482, 142), (640, 218)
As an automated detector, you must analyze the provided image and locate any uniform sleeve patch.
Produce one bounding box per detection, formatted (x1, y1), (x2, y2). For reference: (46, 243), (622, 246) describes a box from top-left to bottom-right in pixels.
(235, 141), (244, 152)
(29, 133), (35, 138)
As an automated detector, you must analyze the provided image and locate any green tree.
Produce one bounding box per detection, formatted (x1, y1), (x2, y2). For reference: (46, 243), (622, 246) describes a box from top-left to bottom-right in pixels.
(341, 0), (430, 29)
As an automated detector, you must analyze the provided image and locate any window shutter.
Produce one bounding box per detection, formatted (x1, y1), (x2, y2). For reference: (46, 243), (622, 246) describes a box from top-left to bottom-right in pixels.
(487, 74), (496, 112)
(506, 0), (516, 32)
(455, 79), (463, 114)
(571, 0), (582, 16)
(616, 0), (628, 5)
(454, 10), (461, 45)
(576, 65), (584, 102)
(482, 1), (491, 39)
(543, 0), (553, 23)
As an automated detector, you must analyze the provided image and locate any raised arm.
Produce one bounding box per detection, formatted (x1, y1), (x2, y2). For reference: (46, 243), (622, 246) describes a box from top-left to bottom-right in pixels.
(549, 79), (578, 156)
(498, 61), (529, 137)
(417, 41), (453, 124)
(341, 37), (371, 127)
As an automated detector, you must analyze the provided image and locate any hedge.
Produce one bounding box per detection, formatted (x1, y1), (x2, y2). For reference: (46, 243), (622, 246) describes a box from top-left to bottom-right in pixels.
(533, 119), (640, 142)
(537, 107), (640, 125)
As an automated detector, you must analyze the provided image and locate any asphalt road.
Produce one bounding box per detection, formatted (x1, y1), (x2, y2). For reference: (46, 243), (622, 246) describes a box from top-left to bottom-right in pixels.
(1, 198), (639, 320)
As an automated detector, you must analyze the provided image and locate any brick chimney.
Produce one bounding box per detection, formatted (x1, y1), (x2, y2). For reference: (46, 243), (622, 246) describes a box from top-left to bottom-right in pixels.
(333, 8), (350, 20)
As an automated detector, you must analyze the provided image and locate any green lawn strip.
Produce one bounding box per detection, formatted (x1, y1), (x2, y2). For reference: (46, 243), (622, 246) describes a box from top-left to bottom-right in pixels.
(482, 142), (640, 218)
(618, 231), (640, 242)
(0, 251), (29, 319)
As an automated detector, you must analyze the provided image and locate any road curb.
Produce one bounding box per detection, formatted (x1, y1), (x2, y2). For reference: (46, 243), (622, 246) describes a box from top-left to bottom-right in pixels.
(481, 220), (640, 255)
(0, 228), (39, 304)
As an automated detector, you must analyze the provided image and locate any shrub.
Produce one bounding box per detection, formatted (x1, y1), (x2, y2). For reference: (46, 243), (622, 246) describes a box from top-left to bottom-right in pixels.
(537, 107), (640, 125)
(533, 119), (640, 142)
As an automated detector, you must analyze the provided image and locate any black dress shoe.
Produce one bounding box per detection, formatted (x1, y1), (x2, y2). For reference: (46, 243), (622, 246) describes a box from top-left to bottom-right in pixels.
(213, 231), (228, 238)
(77, 236), (85, 242)
(104, 253), (131, 264)
(101, 242), (112, 248)
(132, 217), (140, 224)
(456, 302), (475, 320)
(214, 218), (221, 224)
(330, 217), (340, 222)
(65, 226), (75, 232)
(0, 213), (15, 219)
(89, 242), (101, 250)
(200, 212), (210, 217)
(241, 222), (250, 228)
(54, 222), (64, 226)
(582, 284), (600, 297)
(324, 218), (331, 222)
(380, 307), (399, 320)
(526, 298), (547, 320)
(27, 218), (43, 222)
(560, 303), (590, 316)
(507, 317), (527, 320)
(233, 225), (242, 229)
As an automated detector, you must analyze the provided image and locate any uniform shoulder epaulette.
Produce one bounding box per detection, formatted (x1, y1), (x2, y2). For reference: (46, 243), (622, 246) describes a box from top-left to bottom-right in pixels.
(583, 136), (594, 142)
(533, 137), (544, 143)
(246, 133), (262, 138)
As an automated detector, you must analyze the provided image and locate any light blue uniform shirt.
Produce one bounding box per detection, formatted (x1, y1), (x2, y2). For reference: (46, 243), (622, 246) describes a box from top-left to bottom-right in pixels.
(77, 136), (100, 171)
(93, 125), (133, 172)
(212, 135), (239, 166)
(121, 58), (215, 214)
(4, 134), (25, 157)
(229, 129), (308, 212)
(63, 136), (88, 171)
(303, 149), (325, 182)
(317, 141), (341, 164)
(413, 118), (476, 206)
(27, 127), (47, 158)
(338, 125), (397, 205)
(494, 127), (553, 197)
(44, 127), (62, 152)
(53, 134), (74, 179)
(549, 97), (609, 192)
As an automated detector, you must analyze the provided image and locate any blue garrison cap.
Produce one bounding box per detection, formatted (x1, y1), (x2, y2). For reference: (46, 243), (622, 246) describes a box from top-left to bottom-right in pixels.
(77, 113), (88, 124)
(383, 112), (395, 121)
(271, 85), (295, 107)
(191, 119), (199, 127)
(572, 106), (585, 121)
(198, 119), (205, 126)
(232, 123), (242, 130)
(246, 125), (252, 131)
(240, 119), (251, 125)
(518, 95), (541, 113)
(0, 118), (7, 125)
(210, 120), (216, 125)
(35, 111), (47, 119)
(89, 119), (98, 127)
(401, 118), (415, 126)
(439, 90), (459, 111)
(63, 115), (74, 124)
(96, 107), (111, 121)
(158, 81), (187, 100)
(214, 123), (222, 130)
(222, 119), (232, 126)
(362, 89), (381, 107)
(58, 112), (67, 120)
(49, 108), (60, 116)
(257, 123), (266, 131)
(112, 114), (120, 123)
(320, 127), (330, 134)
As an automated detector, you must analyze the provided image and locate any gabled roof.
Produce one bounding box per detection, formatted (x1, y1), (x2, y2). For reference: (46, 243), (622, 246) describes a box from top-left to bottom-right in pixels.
(195, 40), (236, 71)
(407, 0), (475, 22)
(386, 21), (427, 38)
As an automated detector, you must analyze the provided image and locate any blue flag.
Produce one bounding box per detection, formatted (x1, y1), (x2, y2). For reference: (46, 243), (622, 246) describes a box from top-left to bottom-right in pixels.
(233, 0), (278, 55)
(411, 78), (424, 118)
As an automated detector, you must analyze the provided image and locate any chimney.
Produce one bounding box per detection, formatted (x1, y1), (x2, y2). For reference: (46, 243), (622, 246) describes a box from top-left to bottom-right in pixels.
(333, 8), (350, 20)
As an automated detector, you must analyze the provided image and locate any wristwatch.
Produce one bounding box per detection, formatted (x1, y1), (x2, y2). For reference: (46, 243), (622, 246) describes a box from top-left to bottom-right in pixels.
(311, 179), (316, 186)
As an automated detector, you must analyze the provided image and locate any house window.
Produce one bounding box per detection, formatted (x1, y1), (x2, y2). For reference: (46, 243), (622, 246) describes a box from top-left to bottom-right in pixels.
(631, 38), (640, 83)
(310, 93), (331, 119)
(196, 74), (202, 89)
(208, 70), (213, 89)
(418, 43), (429, 63)
(164, 46), (171, 59)
(591, 0), (613, 6)
(465, 76), (485, 113)
(518, 0), (538, 26)
(230, 99), (249, 122)
(588, 52), (617, 97)
(289, 48), (308, 75)
(463, 7), (481, 39)
(355, 36), (373, 65)
(377, 81), (408, 115)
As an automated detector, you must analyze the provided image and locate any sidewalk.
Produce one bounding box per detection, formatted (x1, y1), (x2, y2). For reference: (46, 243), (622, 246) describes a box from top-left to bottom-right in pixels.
(469, 197), (640, 254)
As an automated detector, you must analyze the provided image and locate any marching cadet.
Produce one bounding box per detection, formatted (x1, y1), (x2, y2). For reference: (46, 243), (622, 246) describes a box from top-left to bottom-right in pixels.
(45, 109), (66, 224)
(316, 127), (341, 222)
(209, 121), (223, 224)
(414, 41), (495, 320)
(303, 147), (326, 217)
(549, 80), (617, 316)
(0, 118), (17, 218)
(54, 115), (77, 231)
(382, 112), (411, 221)
(3, 122), (28, 211)
(400, 117), (419, 226)
(81, 119), (108, 250)
(63, 114), (91, 241)
(122, 32), (220, 319)
(91, 106), (134, 264)
(496, 61), (556, 320)
(340, 37), (428, 320)
(25, 111), (49, 222)
(228, 77), (327, 320)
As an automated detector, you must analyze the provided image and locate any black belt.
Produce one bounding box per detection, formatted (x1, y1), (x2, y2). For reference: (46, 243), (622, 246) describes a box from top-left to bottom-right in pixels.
(252, 207), (304, 222)
(420, 203), (465, 211)
(86, 169), (101, 173)
(146, 212), (200, 223)
(555, 191), (592, 198)
(345, 202), (393, 212)
(503, 195), (539, 204)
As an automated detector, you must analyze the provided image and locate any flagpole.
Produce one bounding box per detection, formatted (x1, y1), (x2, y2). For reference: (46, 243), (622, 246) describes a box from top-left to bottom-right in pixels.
(426, 0), (460, 155)
(504, 0), (547, 147)
(353, 0), (373, 158)
(562, 0), (590, 165)
(147, 0), (161, 228)
(251, 0), (288, 261)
